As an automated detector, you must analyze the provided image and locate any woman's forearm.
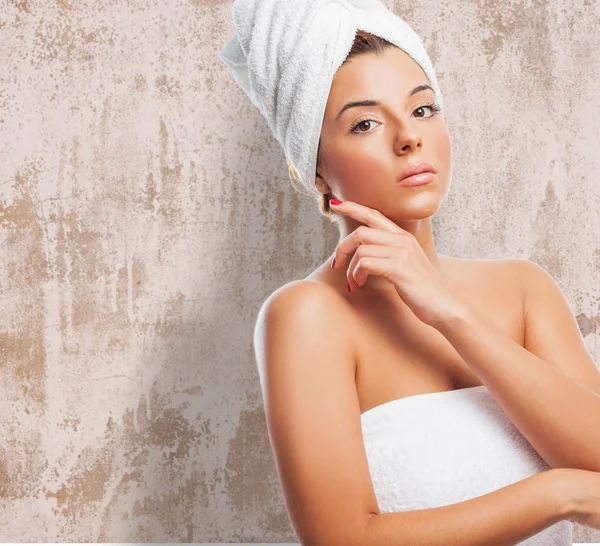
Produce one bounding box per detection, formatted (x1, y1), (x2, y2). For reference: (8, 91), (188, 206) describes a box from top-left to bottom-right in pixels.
(357, 469), (573, 546)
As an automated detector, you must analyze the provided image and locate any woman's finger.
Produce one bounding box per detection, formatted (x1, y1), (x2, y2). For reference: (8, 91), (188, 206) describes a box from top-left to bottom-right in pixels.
(346, 244), (396, 291)
(333, 227), (405, 271)
(349, 255), (398, 292)
(329, 200), (404, 234)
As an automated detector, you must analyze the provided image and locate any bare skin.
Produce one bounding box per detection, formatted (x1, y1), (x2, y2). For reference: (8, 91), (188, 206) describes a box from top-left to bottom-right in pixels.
(305, 255), (524, 416)
(304, 45), (524, 416)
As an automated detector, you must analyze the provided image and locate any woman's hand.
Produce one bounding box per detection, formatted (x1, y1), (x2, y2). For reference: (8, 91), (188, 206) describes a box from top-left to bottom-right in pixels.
(329, 199), (468, 329)
(551, 468), (600, 529)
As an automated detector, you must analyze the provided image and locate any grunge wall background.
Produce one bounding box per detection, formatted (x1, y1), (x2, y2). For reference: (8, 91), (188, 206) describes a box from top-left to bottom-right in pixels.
(1, 0), (599, 542)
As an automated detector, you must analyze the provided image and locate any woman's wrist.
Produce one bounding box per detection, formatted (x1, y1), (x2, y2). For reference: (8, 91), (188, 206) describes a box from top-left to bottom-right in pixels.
(545, 468), (585, 521)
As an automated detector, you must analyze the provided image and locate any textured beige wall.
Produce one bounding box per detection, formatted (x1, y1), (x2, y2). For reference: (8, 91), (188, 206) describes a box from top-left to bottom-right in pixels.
(1, 0), (599, 542)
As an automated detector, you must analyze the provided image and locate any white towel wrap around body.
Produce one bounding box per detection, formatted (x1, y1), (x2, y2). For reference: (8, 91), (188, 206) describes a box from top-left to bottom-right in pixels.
(360, 385), (573, 545)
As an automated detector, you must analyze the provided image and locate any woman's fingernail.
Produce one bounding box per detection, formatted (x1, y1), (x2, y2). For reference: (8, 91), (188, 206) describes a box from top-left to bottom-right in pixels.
(331, 257), (336, 269)
(330, 199), (342, 205)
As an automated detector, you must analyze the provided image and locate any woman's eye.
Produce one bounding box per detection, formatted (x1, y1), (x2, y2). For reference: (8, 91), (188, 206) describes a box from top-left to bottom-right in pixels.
(414, 104), (437, 118)
(350, 103), (441, 134)
(350, 119), (377, 133)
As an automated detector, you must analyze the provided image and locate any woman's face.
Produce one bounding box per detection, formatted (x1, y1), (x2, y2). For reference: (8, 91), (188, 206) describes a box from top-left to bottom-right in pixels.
(317, 46), (452, 221)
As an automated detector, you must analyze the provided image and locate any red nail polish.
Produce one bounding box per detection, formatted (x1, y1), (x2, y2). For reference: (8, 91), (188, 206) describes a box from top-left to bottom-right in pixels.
(331, 257), (336, 269)
(330, 199), (342, 205)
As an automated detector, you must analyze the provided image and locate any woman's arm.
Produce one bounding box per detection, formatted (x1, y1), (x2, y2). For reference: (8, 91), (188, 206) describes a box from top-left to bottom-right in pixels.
(427, 258), (600, 472)
(358, 468), (573, 546)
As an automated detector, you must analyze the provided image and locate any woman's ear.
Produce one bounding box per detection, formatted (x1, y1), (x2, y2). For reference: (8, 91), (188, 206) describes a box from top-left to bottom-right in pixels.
(314, 171), (330, 196)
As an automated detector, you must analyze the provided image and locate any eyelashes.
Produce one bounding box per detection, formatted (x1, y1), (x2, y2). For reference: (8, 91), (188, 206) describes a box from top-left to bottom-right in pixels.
(349, 102), (443, 134)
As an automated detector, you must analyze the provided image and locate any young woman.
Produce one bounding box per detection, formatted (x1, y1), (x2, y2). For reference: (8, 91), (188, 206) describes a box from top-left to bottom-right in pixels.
(220, 2), (600, 544)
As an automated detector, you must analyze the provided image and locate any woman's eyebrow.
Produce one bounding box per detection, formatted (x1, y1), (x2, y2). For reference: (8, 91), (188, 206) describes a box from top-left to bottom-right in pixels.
(335, 83), (434, 121)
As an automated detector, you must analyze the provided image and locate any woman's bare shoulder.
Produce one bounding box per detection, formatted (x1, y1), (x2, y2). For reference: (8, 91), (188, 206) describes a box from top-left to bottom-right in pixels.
(261, 278), (345, 308)
(255, 278), (356, 339)
(441, 254), (522, 281)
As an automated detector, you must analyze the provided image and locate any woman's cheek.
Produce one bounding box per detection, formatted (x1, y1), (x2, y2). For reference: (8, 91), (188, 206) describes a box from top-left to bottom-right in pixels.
(330, 149), (369, 187)
(435, 129), (452, 167)
(344, 144), (382, 180)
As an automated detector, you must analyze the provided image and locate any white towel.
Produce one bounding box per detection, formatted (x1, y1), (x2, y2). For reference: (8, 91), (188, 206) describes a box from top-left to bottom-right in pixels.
(218, 0), (444, 193)
(361, 385), (573, 545)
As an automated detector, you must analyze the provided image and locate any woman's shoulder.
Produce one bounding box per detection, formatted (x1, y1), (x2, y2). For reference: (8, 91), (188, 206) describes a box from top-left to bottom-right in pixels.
(442, 255), (524, 284)
(254, 277), (359, 351)
(258, 278), (350, 320)
(253, 279), (360, 388)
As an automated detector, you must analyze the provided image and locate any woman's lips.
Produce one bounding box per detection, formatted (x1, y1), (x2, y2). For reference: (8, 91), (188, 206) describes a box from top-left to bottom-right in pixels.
(397, 172), (436, 186)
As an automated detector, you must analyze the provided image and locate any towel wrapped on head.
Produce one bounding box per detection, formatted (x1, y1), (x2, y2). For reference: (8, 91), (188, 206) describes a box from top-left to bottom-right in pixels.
(218, 0), (444, 196)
